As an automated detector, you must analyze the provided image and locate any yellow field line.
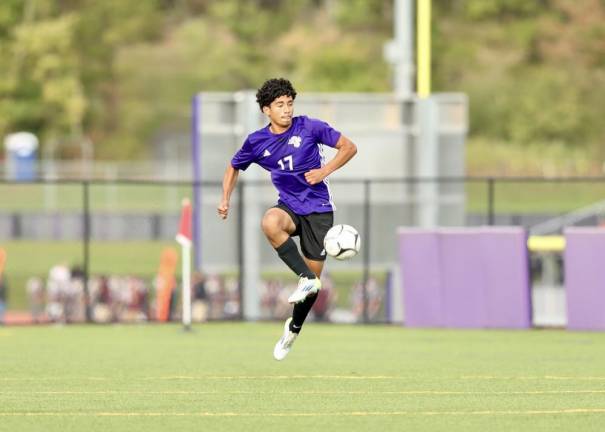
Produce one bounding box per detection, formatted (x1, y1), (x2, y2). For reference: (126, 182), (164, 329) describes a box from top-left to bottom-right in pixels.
(462, 375), (605, 381)
(147, 374), (605, 381)
(3, 390), (605, 396)
(1, 408), (605, 417)
(0, 377), (108, 381)
(146, 375), (406, 380)
(0, 375), (400, 381)
(4, 374), (605, 382)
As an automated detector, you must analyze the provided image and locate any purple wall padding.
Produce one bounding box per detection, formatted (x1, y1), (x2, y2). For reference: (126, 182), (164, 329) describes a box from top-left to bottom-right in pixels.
(441, 231), (486, 327)
(564, 228), (605, 331)
(398, 227), (531, 329)
(399, 231), (443, 327)
(481, 230), (532, 328)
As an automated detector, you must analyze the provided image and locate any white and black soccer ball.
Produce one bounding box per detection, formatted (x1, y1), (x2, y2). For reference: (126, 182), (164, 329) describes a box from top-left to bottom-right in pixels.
(323, 224), (361, 260)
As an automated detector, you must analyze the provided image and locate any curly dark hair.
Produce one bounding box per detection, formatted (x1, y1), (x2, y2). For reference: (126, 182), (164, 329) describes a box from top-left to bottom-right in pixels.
(256, 78), (297, 111)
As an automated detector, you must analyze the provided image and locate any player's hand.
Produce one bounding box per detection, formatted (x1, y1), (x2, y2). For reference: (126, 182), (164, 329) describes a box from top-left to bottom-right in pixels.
(217, 200), (229, 220)
(304, 168), (327, 185)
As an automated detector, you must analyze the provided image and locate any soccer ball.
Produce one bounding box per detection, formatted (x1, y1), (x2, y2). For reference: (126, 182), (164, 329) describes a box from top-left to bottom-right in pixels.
(323, 224), (361, 260)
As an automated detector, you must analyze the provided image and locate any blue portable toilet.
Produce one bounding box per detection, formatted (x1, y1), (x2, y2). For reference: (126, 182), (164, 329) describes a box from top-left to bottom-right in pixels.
(4, 132), (39, 181)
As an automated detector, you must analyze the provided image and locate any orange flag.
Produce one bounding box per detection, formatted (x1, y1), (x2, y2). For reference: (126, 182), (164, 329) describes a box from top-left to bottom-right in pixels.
(155, 247), (178, 322)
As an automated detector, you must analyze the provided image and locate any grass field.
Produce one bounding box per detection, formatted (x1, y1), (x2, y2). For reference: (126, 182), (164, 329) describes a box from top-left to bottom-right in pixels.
(1, 324), (605, 431)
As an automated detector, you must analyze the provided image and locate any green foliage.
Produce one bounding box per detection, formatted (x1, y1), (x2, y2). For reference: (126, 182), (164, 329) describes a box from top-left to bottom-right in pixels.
(334, 0), (392, 30)
(0, 0), (163, 153)
(0, 0), (602, 160)
(0, 12), (85, 138)
(507, 68), (586, 145)
(434, 0), (604, 161)
(463, 0), (548, 20)
(0, 0), (23, 38)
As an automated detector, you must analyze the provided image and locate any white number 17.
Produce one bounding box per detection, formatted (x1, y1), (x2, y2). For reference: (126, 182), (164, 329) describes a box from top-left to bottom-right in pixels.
(278, 155), (294, 171)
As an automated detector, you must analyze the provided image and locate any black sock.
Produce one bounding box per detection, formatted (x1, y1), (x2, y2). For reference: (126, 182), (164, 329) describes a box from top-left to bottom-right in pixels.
(275, 238), (315, 279)
(290, 292), (318, 333)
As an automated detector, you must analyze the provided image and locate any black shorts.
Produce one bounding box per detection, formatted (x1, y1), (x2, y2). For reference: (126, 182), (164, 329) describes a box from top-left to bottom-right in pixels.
(273, 203), (334, 261)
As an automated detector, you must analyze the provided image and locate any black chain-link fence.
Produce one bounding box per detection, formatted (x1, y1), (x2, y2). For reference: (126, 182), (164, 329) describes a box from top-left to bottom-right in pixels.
(1, 176), (604, 325)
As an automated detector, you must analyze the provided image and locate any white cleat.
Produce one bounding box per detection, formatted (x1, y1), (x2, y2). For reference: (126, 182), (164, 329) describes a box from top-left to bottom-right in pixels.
(288, 277), (321, 304)
(273, 318), (298, 361)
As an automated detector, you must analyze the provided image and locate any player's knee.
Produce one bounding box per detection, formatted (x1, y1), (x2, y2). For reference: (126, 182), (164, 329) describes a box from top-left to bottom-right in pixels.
(261, 210), (283, 235)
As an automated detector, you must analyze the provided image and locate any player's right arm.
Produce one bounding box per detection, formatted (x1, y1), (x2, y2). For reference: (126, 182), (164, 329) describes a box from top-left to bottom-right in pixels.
(220, 137), (255, 219)
(218, 164), (239, 220)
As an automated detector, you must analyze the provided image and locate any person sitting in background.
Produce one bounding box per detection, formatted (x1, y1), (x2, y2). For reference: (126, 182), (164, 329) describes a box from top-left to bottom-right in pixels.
(312, 273), (336, 322)
(92, 275), (113, 323)
(223, 276), (240, 318)
(26, 277), (45, 323)
(351, 276), (382, 322)
(260, 279), (283, 319)
(46, 263), (71, 323)
(0, 274), (7, 324)
(191, 271), (208, 322)
(204, 274), (225, 319)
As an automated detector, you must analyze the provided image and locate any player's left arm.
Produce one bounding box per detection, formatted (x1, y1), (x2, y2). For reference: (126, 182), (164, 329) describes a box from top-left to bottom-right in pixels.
(304, 135), (357, 185)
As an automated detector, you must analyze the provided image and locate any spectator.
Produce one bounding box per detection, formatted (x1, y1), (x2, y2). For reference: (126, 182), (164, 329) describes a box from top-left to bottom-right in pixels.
(132, 277), (149, 320)
(64, 271), (85, 323)
(92, 275), (112, 323)
(223, 276), (240, 318)
(0, 248), (5, 324)
(260, 279), (283, 319)
(273, 283), (296, 320)
(46, 263), (71, 323)
(0, 274), (7, 324)
(205, 275), (224, 319)
(351, 277), (382, 322)
(26, 277), (45, 323)
(312, 273), (336, 322)
(121, 276), (148, 322)
(191, 271), (209, 322)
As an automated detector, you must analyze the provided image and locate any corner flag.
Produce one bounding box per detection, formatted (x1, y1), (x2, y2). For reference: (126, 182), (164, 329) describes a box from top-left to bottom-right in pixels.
(176, 198), (192, 247)
(176, 198), (193, 330)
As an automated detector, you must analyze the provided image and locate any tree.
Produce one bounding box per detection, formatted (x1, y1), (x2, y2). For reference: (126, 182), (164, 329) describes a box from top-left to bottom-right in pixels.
(0, 4), (85, 142)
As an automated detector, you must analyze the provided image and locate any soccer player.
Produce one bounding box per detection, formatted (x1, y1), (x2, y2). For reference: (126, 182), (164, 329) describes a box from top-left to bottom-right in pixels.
(217, 78), (357, 360)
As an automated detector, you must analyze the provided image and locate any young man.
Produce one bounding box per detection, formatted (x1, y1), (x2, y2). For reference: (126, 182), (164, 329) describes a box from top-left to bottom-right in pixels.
(218, 78), (357, 360)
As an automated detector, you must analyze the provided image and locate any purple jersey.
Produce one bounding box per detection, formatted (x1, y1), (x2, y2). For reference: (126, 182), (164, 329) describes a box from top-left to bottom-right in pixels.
(231, 116), (341, 215)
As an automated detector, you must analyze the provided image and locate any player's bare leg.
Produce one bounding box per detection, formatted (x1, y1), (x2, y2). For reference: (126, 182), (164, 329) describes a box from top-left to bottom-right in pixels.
(261, 208), (296, 247)
(261, 208), (321, 304)
(304, 258), (324, 279)
(266, 209), (324, 360)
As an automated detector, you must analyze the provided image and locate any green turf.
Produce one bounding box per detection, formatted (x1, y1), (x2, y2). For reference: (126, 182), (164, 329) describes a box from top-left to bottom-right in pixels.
(1, 324), (605, 431)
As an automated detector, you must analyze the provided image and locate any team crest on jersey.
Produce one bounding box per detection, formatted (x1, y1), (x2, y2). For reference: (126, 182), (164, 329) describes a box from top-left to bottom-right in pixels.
(288, 136), (302, 148)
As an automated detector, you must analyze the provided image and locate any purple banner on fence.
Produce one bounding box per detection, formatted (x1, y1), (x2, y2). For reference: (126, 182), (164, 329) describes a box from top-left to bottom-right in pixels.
(481, 229), (532, 328)
(398, 230), (443, 327)
(565, 228), (605, 331)
(398, 227), (531, 329)
(441, 231), (486, 327)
